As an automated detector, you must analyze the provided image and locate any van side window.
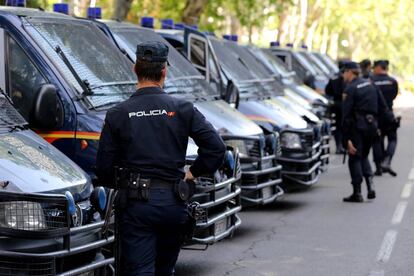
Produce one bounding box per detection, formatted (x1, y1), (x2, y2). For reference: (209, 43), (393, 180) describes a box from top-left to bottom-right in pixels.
(190, 37), (207, 75)
(7, 36), (47, 120)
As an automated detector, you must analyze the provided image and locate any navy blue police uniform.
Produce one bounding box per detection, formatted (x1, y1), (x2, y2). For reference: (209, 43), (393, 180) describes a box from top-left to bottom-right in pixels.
(371, 60), (399, 176)
(96, 41), (226, 275)
(342, 62), (386, 202)
(325, 72), (345, 154)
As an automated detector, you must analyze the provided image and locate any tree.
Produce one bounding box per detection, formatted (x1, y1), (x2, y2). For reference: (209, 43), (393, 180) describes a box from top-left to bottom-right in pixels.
(113, 0), (134, 20)
(182, 0), (208, 25)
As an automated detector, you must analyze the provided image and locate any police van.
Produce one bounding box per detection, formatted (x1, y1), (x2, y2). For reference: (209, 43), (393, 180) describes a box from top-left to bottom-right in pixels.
(92, 18), (284, 207)
(0, 93), (113, 274)
(159, 27), (322, 189)
(0, 6), (245, 246)
(247, 46), (330, 119)
(269, 42), (329, 93)
(243, 45), (332, 172)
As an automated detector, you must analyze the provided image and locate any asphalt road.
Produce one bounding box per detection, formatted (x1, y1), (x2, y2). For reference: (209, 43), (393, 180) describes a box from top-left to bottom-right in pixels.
(175, 107), (414, 276)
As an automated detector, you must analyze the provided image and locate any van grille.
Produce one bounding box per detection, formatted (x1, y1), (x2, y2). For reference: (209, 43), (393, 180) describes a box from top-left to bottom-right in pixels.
(0, 257), (55, 276)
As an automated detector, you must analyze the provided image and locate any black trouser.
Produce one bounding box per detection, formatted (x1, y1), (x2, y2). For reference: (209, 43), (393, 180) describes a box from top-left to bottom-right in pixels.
(348, 129), (374, 190)
(120, 187), (188, 276)
(373, 127), (398, 163)
(333, 103), (344, 151)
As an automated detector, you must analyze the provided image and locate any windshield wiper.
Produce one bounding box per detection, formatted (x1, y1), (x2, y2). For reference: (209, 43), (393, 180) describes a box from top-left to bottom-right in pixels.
(166, 76), (205, 82)
(55, 45), (93, 98)
(89, 81), (137, 90)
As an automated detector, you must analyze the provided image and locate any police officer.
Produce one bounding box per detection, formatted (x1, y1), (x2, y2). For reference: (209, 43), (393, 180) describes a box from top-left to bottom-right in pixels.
(371, 60), (399, 177)
(359, 59), (372, 79)
(342, 61), (386, 202)
(325, 61), (346, 154)
(96, 41), (226, 275)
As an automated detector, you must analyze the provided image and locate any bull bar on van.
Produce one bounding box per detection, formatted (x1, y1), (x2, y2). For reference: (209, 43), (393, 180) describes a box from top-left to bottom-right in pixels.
(0, 191), (114, 276)
(186, 148), (242, 245)
(223, 134), (284, 207)
(278, 128), (322, 188)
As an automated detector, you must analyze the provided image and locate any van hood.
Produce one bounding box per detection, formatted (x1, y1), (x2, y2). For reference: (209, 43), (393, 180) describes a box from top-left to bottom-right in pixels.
(272, 96), (320, 124)
(0, 130), (92, 201)
(237, 100), (308, 132)
(194, 100), (263, 137)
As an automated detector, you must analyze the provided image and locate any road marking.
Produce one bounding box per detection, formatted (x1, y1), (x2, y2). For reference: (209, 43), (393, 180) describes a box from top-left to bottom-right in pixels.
(408, 167), (414, 180)
(369, 270), (384, 276)
(376, 230), (397, 263)
(401, 182), (412, 199)
(391, 201), (408, 225)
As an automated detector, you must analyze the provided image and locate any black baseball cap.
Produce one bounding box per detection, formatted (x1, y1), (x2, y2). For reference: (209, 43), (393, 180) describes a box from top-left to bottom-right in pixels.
(373, 60), (389, 68)
(343, 61), (360, 70)
(136, 41), (169, 63)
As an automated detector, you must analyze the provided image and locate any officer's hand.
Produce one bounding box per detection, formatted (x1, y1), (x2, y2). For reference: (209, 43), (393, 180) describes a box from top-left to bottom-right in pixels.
(184, 170), (195, 182)
(347, 140), (357, 155)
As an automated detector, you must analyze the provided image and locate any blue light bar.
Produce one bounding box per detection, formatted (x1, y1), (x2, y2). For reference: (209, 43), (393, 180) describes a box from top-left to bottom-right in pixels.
(87, 7), (102, 19)
(231, 35), (238, 42)
(53, 3), (69, 15)
(5, 0), (25, 7)
(161, 18), (174, 29)
(174, 23), (185, 30)
(190, 25), (198, 30)
(301, 44), (308, 49)
(270, 41), (280, 47)
(286, 43), (294, 48)
(141, 16), (154, 28)
(222, 34), (231, 40)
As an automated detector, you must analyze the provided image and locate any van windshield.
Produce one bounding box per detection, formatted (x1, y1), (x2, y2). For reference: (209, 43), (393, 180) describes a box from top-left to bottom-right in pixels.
(209, 38), (268, 99)
(110, 26), (217, 98)
(0, 95), (27, 133)
(25, 18), (136, 109)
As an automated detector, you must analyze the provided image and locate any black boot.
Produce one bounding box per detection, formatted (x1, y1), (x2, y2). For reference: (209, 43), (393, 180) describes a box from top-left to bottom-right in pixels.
(374, 162), (383, 176)
(343, 184), (364, 203)
(382, 156), (397, 177)
(365, 176), (376, 199)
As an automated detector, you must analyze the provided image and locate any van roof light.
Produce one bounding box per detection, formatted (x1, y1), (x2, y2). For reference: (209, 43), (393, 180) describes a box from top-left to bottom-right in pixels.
(53, 3), (69, 15)
(270, 41), (280, 47)
(6, 0), (25, 7)
(141, 16), (154, 28)
(161, 19), (174, 29)
(87, 7), (102, 19)
(174, 23), (185, 30)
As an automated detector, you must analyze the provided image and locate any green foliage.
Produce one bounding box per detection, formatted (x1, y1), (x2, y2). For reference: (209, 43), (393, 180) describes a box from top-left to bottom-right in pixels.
(3, 0), (414, 76)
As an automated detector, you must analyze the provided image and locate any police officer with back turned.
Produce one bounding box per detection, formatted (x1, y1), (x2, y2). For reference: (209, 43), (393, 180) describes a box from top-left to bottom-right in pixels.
(96, 41), (226, 275)
(371, 60), (399, 177)
(342, 61), (386, 203)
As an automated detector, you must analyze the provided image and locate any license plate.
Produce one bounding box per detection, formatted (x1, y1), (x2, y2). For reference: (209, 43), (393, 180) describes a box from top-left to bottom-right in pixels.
(214, 219), (227, 235)
(262, 186), (273, 199)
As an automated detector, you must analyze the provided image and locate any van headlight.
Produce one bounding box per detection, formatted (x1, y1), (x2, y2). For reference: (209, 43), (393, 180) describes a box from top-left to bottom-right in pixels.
(281, 133), (302, 149)
(0, 201), (46, 230)
(225, 139), (255, 158)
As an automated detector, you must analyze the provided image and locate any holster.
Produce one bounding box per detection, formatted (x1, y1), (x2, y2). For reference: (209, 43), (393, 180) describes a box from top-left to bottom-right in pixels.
(174, 180), (195, 202)
(115, 168), (151, 202)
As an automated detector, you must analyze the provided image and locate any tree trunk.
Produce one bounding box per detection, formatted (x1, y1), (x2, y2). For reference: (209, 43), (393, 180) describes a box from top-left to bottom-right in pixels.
(295, 0), (308, 46)
(182, 0), (209, 25)
(112, 0), (134, 21)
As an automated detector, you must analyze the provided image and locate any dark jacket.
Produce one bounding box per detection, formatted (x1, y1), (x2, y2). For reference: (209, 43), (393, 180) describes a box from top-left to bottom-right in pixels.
(371, 73), (398, 110)
(96, 87), (226, 187)
(342, 77), (386, 142)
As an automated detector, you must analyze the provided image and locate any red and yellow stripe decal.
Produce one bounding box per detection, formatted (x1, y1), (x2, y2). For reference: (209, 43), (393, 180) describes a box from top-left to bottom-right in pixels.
(36, 131), (101, 144)
(245, 115), (278, 125)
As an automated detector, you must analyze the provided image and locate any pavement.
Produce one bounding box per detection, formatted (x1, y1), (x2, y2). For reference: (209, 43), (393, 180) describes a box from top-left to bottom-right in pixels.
(175, 107), (414, 276)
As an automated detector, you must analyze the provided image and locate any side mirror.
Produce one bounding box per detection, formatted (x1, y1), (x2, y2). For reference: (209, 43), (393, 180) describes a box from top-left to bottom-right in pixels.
(32, 84), (63, 129)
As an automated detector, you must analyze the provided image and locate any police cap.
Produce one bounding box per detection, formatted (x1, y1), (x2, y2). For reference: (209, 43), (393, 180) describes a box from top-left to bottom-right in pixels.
(343, 61), (360, 71)
(373, 60), (389, 68)
(136, 41), (169, 63)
